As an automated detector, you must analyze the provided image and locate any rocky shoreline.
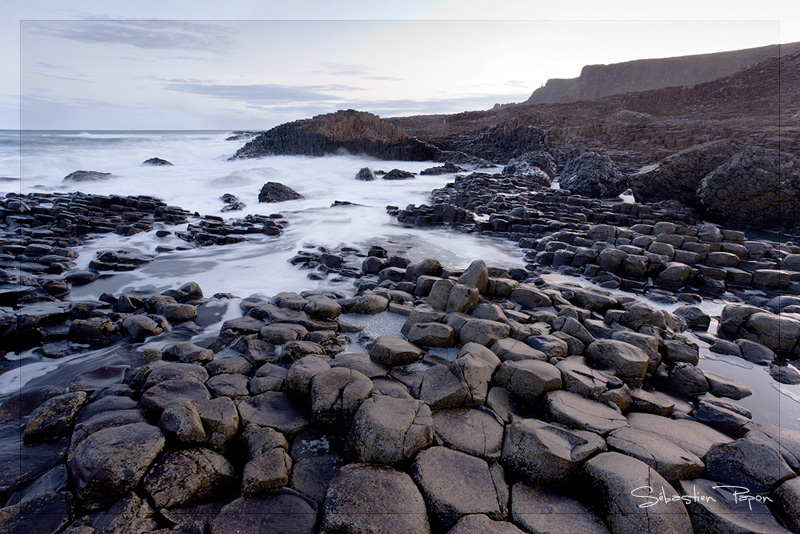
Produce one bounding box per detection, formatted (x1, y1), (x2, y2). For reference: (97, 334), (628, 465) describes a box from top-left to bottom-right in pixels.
(2, 168), (800, 532)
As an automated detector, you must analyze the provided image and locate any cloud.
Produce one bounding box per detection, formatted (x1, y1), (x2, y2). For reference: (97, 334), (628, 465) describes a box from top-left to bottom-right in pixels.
(319, 61), (403, 81)
(25, 20), (236, 53)
(505, 80), (527, 88)
(164, 81), (362, 104)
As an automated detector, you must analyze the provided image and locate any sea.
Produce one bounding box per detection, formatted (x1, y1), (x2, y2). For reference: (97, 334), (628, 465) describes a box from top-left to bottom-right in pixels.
(1, 129), (799, 430)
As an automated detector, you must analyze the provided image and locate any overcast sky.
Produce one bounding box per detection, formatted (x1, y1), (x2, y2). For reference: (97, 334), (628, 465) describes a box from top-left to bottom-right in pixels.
(2, 0), (799, 130)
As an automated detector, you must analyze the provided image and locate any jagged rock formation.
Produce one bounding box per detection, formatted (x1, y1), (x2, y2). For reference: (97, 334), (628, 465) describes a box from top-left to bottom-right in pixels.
(527, 42), (800, 104)
(230, 110), (442, 161)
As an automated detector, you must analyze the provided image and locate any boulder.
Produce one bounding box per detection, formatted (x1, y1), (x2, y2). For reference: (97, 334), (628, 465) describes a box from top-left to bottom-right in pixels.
(310, 367), (373, 426)
(705, 437), (796, 493)
(511, 482), (610, 534)
(141, 379), (210, 416)
(370, 336), (424, 366)
(258, 181), (303, 203)
(545, 390), (628, 435)
(493, 360), (562, 403)
(606, 427), (704, 483)
(448, 514), (526, 534)
(411, 446), (507, 527)
(679, 478), (791, 534)
(585, 339), (649, 387)
(142, 157), (173, 166)
(285, 356), (331, 397)
(432, 408), (504, 461)
(210, 491), (317, 534)
(348, 396), (434, 464)
(583, 452), (693, 534)
(63, 170), (113, 182)
(69, 423), (166, 510)
(774, 477), (800, 533)
(699, 147), (800, 231)
(237, 392), (309, 438)
(320, 464), (431, 534)
(142, 448), (236, 509)
(239, 425), (293, 496)
(195, 397), (240, 451)
(383, 168), (416, 180)
(501, 418), (605, 484)
(0, 490), (73, 534)
(560, 151), (627, 198)
(627, 412), (732, 458)
(354, 167), (376, 181)
(630, 139), (741, 207)
(159, 398), (206, 445)
(24, 391), (87, 441)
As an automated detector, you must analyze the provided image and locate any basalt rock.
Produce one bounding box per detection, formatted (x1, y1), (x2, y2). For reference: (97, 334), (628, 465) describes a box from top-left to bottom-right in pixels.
(257, 182), (303, 203)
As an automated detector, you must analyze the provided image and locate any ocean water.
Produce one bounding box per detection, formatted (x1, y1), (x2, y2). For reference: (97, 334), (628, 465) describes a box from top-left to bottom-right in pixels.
(1, 130), (799, 429)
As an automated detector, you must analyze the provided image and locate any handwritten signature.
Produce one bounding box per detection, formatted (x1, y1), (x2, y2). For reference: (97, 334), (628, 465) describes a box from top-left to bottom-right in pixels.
(631, 485), (773, 510)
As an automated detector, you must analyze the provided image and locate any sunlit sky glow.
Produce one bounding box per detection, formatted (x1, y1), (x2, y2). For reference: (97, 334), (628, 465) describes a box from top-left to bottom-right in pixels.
(2, 0), (799, 130)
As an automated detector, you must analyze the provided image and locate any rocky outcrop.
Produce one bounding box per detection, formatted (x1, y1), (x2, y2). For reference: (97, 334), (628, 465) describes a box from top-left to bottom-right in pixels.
(142, 157), (173, 166)
(630, 139), (742, 206)
(231, 109), (443, 161)
(699, 147), (800, 231)
(63, 170), (114, 182)
(527, 42), (800, 104)
(257, 182), (303, 203)
(560, 152), (627, 198)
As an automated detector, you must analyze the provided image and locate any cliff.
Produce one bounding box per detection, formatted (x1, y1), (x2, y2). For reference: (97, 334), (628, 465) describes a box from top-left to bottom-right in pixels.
(526, 42), (800, 105)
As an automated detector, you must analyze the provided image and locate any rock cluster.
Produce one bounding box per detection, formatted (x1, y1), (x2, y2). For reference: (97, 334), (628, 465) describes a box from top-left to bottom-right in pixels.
(177, 213), (288, 245)
(4, 254), (798, 533)
(0, 192), (189, 308)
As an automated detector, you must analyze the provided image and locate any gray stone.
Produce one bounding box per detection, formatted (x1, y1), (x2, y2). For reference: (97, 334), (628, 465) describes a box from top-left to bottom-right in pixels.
(310, 367), (373, 426)
(511, 482), (610, 534)
(493, 360), (562, 403)
(607, 427), (704, 483)
(195, 397), (239, 451)
(320, 464), (431, 534)
(142, 448), (236, 509)
(585, 339), (649, 387)
(141, 379), (210, 416)
(610, 331), (661, 373)
(370, 336), (424, 366)
(432, 408), (504, 461)
(705, 437), (796, 493)
(408, 322), (456, 347)
(159, 398), (206, 445)
(69, 423), (165, 510)
(679, 478), (791, 534)
(448, 514), (526, 534)
(412, 446), (507, 527)
(285, 355), (331, 397)
(627, 412), (732, 458)
(210, 491), (316, 534)
(24, 391), (87, 441)
(348, 396), (434, 464)
(206, 373), (250, 398)
(237, 392), (309, 438)
(239, 425), (293, 496)
(774, 477), (800, 533)
(556, 357), (613, 400)
(583, 452), (693, 534)
(704, 371), (753, 400)
(458, 260), (489, 293)
(501, 418), (605, 484)
(545, 390), (628, 435)
(492, 337), (547, 361)
(524, 335), (568, 359)
(415, 363), (472, 409)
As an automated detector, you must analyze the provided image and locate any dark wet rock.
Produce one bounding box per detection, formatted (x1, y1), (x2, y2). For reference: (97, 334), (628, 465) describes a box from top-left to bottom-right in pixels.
(370, 335), (424, 366)
(347, 293), (390, 314)
(122, 314), (164, 340)
(703, 371), (753, 400)
(354, 167), (376, 181)
(679, 478), (791, 534)
(320, 463), (431, 534)
(0, 490), (73, 534)
(237, 391), (309, 438)
(659, 362), (709, 396)
(383, 168), (416, 180)
(545, 390), (627, 435)
(501, 417), (605, 484)
(585, 339), (649, 387)
(64, 269), (100, 285)
(407, 322), (456, 347)
(330, 352), (388, 378)
(0, 385), (65, 423)
(73, 491), (159, 534)
(143, 362), (208, 389)
(493, 359), (562, 402)
(159, 398), (206, 445)
(630, 139), (741, 207)
(511, 482), (609, 534)
(142, 447), (236, 509)
(69, 422), (165, 510)
(163, 341), (213, 364)
(348, 396), (434, 464)
(448, 514), (526, 534)
(411, 446), (507, 527)
(774, 477), (800, 533)
(421, 161), (466, 175)
(433, 407), (504, 461)
(141, 379), (210, 416)
(63, 170), (114, 182)
(560, 151), (626, 198)
(606, 427), (704, 483)
(556, 357), (614, 400)
(206, 373), (250, 398)
(705, 437), (796, 493)
(286, 355), (331, 397)
(142, 157), (173, 166)
(195, 397), (240, 452)
(699, 147), (800, 231)
(258, 181), (303, 203)
(24, 390), (87, 441)
(583, 452), (692, 534)
(210, 491), (317, 534)
(69, 366), (127, 393)
(310, 367), (373, 426)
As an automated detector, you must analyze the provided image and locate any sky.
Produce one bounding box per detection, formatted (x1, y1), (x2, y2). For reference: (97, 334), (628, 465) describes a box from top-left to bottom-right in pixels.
(2, 0), (800, 130)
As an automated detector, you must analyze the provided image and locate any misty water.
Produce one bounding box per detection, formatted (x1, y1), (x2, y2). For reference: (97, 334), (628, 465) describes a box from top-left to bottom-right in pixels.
(1, 130), (799, 430)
